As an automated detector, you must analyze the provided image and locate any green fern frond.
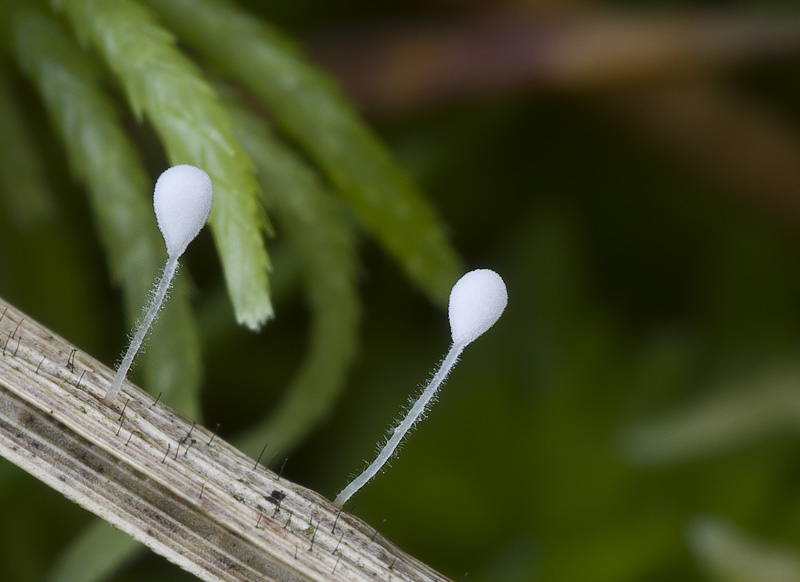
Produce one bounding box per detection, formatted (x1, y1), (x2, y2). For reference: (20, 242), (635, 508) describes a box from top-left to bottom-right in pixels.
(12, 7), (202, 417)
(53, 0), (272, 330)
(222, 90), (361, 456)
(145, 0), (464, 305)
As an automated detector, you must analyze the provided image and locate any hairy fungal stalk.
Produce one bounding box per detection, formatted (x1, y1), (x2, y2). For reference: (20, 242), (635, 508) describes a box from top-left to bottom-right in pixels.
(335, 269), (508, 506)
(104, 165), (212, 405)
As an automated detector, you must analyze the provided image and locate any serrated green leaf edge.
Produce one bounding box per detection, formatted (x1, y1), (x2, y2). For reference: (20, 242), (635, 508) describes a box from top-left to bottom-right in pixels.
(53, 0), (273, 329)
(12, 7), (202, 418)
(146, 0), (463, 305)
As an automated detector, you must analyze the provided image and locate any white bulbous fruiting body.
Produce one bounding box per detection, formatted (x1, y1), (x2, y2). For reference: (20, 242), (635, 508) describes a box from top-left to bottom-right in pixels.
(449, 269), (508, 346)
(153, 164), (214, 258)
(103, 165), (213, 405)
(334, 268), (507, 506)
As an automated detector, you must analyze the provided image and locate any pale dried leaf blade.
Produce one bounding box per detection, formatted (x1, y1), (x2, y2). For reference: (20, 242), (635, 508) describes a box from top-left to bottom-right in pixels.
(0, 297), (450, 582)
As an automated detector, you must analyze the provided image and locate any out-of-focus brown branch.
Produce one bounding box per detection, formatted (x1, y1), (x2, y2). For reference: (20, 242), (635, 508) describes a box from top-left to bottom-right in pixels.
(308, 12), (800, 113)
(307, 8), (800, 231)
(603, 83), (800, 227)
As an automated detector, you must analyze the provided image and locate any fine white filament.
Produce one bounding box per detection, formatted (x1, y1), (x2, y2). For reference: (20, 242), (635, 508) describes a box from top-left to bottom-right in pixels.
(103, 257), (179, 404)
(334, 269), (507, 506)
(103, 165), (212, 405)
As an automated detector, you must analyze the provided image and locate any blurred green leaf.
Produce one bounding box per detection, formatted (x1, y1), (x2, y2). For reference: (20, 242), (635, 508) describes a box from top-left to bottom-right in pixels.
(222, 89), (361, 457)
(622, 363), (800, 466)
(48, 522), (140, 582)
(688, 516), (800, 582)
(0, 59), (54, 229)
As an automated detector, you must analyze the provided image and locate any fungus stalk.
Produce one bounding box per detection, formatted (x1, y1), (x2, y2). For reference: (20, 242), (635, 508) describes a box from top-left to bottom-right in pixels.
(335, 269), (507, 506)
(103, 165), (212, 405)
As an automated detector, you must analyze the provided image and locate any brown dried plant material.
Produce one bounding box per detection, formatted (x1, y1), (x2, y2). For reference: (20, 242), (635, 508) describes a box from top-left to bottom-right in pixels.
(0, 297), (450, 582)
(309, 12), (800, 113)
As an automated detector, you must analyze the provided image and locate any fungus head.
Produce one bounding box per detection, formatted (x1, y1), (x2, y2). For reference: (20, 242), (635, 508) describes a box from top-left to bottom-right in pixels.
(153, 164), (213, 258)
(448, 269), (508, 347)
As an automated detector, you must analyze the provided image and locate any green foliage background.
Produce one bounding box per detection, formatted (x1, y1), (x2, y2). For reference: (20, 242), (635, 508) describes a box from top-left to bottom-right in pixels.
(2, 0), (800, 581)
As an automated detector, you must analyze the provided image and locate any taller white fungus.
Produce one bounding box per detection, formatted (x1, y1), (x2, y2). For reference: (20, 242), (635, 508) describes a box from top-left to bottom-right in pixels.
(154, 164), (214, 258)
(334, 268), (507, 506)
(103, 165), (212, 405)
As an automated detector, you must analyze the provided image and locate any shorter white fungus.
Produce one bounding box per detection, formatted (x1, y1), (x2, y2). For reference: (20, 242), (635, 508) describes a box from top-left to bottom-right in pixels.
(103, 165), (213, 405)
(334, 268), (508, 506)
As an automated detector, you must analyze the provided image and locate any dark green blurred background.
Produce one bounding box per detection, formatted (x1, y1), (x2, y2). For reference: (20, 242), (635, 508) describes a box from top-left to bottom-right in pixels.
(3, 1), (800, 581)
